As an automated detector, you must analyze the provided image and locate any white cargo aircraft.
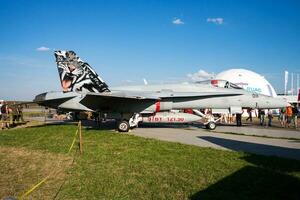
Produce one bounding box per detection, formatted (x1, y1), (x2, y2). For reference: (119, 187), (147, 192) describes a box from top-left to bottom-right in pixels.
(34, 51), (289, 132)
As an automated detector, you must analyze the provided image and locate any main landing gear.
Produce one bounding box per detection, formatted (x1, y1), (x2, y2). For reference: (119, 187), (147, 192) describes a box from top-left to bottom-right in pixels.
(117, 120), (130, 132)
(117, 113), (140, 132)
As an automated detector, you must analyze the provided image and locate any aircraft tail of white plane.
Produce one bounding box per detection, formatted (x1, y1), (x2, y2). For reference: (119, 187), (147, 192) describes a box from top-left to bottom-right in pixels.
(54, 50), (110, 93)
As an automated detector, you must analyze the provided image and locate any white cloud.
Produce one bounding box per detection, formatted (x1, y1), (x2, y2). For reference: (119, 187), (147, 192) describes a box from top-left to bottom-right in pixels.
(36, 46), (50, 52)
(172, 18), (184, 25)
(207, 18), (224, 25)
(187, 69), (215, 81)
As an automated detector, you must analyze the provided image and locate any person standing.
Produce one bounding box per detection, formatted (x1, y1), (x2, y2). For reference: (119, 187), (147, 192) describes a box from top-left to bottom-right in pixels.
(227, 112), (233, 124)
(17, 105), (24, 122)
(1, 102), (9, 129)
(279, 107), (286, 127)
(8, 105), (13, 126)
(259, 109), (265, 126)
(236, 113), (242, 126)
(267, 109), (273, 127)
(286, 106), (293, 128)
(246, 108), (252, 122)
(292, 105), (299, 129)
(221, 113), (228, 123)
(11, 105), (19, 126)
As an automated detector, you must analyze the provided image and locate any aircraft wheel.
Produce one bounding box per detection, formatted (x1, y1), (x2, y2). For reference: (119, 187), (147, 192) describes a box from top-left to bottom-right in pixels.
(206, 122), (216, 130)
(118, 120), (130, 132)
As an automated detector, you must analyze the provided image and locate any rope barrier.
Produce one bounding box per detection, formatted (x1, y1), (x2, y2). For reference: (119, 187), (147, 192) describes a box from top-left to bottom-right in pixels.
(68, 129), (78, 154)
(18, 175), (50, 200)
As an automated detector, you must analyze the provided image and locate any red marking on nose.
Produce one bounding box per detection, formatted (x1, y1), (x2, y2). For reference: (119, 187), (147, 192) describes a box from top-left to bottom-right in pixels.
(155, 101), (161, 112)
(211, 80), (218, 85)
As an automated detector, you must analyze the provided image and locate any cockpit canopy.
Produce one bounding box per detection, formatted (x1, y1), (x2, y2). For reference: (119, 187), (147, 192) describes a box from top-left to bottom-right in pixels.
(196, 79), (243, 89)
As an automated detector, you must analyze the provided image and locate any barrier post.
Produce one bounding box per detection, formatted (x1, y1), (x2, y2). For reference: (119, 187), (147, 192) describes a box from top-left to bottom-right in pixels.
(79, 121), (83, 154)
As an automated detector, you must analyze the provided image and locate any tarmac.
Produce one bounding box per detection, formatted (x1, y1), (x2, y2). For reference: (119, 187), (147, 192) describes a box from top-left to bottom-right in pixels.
(132, 124), (300, 160)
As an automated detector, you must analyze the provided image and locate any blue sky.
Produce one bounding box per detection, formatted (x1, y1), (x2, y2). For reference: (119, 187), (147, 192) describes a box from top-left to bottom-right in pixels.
(0, 0), (300, 100)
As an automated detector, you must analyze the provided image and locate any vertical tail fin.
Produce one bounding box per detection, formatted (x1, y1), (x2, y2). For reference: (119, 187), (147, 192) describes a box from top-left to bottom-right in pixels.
(54, 50), (110, 93)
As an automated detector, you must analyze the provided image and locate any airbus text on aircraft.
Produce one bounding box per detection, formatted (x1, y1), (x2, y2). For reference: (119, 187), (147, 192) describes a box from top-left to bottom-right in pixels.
(34, 51), (289, 131)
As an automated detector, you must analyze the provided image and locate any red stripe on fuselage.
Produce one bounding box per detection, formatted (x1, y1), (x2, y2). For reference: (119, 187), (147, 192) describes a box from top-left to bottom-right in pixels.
(155, 101), (161, 112)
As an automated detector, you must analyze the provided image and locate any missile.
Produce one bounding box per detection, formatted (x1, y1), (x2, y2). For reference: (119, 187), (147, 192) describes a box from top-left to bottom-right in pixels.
(141, 112), (202, 124)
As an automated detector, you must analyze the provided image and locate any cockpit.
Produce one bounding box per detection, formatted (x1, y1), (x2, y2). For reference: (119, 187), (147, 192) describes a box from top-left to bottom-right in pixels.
(196, 79), (243, 89)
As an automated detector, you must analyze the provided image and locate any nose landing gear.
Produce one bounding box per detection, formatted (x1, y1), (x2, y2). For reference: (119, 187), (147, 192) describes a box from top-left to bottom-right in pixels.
(192, 109), (219, 130)
(206, 121), (216, 130)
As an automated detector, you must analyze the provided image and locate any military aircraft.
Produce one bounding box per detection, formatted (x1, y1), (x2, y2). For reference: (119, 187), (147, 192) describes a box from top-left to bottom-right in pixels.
(34, 50), (289, 132)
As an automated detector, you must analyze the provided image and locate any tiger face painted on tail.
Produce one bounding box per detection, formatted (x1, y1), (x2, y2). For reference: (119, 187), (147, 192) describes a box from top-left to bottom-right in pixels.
(54, 50), (110, 93)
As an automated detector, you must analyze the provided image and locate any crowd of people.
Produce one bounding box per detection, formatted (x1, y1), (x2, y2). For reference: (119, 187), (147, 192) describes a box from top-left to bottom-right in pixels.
(256, 105), (299, 128)
(217, 105), (299, 129)
(0, 100), (24, 129)
(278, 105), (299, 128)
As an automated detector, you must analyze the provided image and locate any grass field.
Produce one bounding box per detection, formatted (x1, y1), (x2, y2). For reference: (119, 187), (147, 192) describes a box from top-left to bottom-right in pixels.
(0, 124), (300, 200)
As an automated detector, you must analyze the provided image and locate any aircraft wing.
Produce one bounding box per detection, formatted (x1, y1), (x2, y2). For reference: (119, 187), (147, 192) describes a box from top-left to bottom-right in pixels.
(79, 91), (243, 112)
(80, 92), (158, 112)
(82, 90), (243, 101)
(84, 91), (160, 100)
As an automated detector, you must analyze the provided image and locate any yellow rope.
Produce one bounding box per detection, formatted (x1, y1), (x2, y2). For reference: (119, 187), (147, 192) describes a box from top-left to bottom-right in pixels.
(18, 121), (81, 199)
(68, 129), (79, 154)
(19, 175), (50, 199)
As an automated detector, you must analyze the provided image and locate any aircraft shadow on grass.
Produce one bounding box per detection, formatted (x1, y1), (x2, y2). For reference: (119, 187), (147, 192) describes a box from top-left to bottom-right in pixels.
(190, 137), (300, 200)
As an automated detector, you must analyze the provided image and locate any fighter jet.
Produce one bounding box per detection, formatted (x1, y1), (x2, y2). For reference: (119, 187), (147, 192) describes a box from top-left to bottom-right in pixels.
(34, 50), (289, 132)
